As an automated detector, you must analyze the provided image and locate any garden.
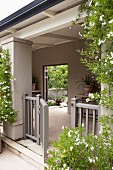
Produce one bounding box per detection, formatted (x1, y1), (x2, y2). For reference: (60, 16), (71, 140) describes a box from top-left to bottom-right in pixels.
(47, 65), (68, 106)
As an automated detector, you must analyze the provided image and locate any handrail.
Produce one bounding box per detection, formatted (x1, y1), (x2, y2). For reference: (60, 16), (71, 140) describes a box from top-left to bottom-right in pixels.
(25, 96), (36, 101)
(40, 98), (48, 107)
(76, 103), (99, 110)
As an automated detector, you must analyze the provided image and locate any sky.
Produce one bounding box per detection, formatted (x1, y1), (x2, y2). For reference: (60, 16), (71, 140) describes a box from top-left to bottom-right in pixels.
(0, 0), (34, 21)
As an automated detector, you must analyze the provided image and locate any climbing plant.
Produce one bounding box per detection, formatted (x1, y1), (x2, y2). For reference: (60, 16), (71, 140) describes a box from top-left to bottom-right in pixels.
(0, 49), (17, 123)
(47, 1), (113, 169)
(76, 0), (113, 109)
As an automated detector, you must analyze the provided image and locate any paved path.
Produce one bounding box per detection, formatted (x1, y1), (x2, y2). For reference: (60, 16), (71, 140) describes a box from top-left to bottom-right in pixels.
(49, 106), (71, 142)
(0, 148), (38, 170)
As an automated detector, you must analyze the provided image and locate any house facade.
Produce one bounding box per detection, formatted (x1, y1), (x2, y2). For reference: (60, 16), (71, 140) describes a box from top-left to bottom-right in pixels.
(0, 0), (91, 140)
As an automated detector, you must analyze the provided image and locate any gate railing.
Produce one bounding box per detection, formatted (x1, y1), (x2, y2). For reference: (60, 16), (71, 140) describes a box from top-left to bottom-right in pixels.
(71, 97), (101, 135)
(23, 94), (48, 159)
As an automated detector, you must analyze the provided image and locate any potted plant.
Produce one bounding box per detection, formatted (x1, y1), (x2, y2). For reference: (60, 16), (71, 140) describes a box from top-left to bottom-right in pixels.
(32, 75), (38, 91)
(82, 75), (93, 95)
(76, 75), (93, 95)
(55, 96), (65, 106)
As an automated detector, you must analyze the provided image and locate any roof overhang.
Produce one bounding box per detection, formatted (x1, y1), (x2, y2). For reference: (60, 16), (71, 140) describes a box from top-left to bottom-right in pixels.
(0, 0), (87, 49)
(0, 0), (64, 32)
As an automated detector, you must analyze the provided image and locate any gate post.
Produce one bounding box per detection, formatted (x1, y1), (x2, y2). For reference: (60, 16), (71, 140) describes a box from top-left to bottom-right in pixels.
(98, 104), (101, 134)
(23, 94), (28, 139)
(43, 104), (48, 161)
(36, 94), (41, 145)
(71, 97), (78, 128)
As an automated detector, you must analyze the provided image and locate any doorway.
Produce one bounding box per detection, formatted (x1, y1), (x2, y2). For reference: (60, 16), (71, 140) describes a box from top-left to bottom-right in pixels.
(43, 64), (71, 142)
(43, 64), (68, 105)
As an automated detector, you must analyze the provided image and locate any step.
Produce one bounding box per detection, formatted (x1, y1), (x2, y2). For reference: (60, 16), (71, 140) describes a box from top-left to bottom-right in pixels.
(2, 135), (48, 170)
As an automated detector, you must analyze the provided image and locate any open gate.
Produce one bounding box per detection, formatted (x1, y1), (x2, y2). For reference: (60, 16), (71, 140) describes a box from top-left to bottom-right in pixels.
(22, 94), (48, 161)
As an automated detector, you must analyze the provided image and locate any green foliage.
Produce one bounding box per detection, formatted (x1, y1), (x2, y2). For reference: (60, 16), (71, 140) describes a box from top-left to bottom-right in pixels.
(48, 65), (68, 90)
(48, 101), (56, 106)
(32, 75), (37, 84)
(81, 75), (92, 85)
(47, 1), (113, 169)
(56, 95), (66, 101)
(0, 49), (17, 123)
(47, 115), (113, 170)
(76, 75), (93, 89)
(76, 0), (113, 109)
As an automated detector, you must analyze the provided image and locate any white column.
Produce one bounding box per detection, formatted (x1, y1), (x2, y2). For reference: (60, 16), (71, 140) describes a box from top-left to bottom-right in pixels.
(1, 37), (32, 140)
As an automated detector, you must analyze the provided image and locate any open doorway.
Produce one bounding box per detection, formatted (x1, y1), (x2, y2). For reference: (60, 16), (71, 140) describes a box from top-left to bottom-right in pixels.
(43, 64), (68, 106)
(43, 64), (71, 142)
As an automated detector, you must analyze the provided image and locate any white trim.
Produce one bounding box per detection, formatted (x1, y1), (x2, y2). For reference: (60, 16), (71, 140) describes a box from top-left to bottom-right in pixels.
(0, 0), (47, 27)
(42, 9), (56, 18)
(0, 6), (85, 44)
(15, 6), (85, 39)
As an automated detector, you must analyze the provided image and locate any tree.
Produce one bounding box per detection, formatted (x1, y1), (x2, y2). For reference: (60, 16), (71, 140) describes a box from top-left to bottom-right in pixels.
(48, 65), (68, 90)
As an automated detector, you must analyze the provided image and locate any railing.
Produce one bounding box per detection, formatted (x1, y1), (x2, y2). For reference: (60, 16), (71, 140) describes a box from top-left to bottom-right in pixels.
(22, 94), (48, 160)
(71, 97), (100, 135)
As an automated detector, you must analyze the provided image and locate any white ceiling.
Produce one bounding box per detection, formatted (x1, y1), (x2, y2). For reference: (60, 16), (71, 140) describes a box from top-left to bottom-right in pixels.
(31, 24), (83, 50)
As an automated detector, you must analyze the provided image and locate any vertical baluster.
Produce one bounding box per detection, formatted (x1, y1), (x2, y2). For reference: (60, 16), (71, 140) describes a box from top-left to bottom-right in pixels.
(23, 94), (28, 139)
(36, 95), (40, 145)
(27, 100), (30, 134)
(93, 109), (96, 135)
(40, 103), (43, 146)
(79, 108), (82, 126)
(30, 100), (33, 135)
(35, 100), (37, 138)
(43, 104), (49, 160)
(71, 97), (78, 127)
(86, 108), (89, 135)
(98, 105), (101, 134)
(33, 100), (35, 136)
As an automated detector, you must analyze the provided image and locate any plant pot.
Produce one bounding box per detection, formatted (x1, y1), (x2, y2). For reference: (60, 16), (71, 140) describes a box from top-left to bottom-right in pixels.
(32, 83), (36, 91)
(84, 85), (93, 95)
(55, 99), (62, 106)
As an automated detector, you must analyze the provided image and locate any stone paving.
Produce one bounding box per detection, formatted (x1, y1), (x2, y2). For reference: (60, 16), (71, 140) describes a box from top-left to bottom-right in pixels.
(0, 148), (38, 170)
(49, 106), (71, 142)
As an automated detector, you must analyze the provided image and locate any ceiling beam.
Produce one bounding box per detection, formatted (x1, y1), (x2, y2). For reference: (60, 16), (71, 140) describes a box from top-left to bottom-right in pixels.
(5, 28), (17, 34)
(41, 33), (76, 41)
(42, 9), (56, 18)
(33, 43), (54, 47)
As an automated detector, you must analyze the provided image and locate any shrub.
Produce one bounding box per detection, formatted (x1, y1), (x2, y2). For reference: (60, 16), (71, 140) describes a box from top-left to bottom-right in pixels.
(48, 101), (56, 106)
(47, 115), (113, 170)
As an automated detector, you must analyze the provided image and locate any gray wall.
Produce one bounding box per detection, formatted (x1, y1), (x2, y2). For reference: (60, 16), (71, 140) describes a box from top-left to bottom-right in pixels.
(32, 40), (91, 113)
